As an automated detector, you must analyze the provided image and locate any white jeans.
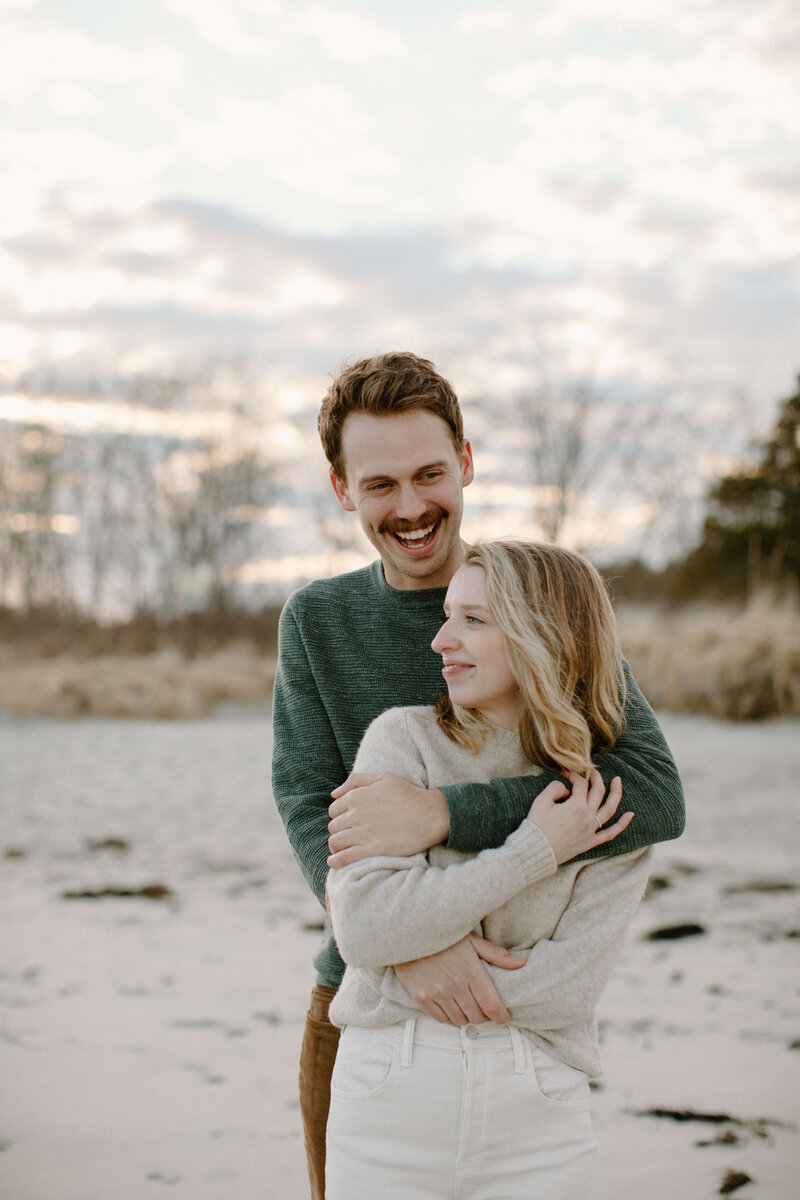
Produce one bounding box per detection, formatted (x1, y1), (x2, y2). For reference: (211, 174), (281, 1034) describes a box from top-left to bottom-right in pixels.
(325, 1017), (595, 1200)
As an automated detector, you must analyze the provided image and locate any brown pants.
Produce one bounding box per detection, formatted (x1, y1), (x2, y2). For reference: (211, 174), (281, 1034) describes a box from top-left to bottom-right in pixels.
(299, 984), (341, 1200)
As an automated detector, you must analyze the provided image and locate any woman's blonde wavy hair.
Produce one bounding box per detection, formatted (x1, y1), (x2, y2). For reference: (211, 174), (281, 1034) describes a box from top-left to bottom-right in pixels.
(435, 539), (627, 776)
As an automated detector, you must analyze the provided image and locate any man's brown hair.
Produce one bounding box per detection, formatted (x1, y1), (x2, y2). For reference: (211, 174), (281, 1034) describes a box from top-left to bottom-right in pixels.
(318, 352), (464, 482)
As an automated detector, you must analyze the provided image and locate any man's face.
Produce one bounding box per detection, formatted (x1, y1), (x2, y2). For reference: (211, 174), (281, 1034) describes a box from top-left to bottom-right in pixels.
(331, 409), (474, 590)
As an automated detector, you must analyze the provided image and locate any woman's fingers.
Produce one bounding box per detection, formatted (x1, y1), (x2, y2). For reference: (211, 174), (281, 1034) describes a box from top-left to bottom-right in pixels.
(540, 779), (572, 805)
(595, 775), (623, 824)
(594, 807), (634, 844)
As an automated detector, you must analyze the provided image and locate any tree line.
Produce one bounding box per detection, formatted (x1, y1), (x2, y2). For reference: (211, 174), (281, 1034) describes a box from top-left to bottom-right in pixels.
(611, 377), (799, 604)
(1, 370), (797, 633)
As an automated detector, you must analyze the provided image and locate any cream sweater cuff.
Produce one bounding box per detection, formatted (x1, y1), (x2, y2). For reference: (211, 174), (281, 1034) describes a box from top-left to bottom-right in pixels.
(500, 820), (558, 888)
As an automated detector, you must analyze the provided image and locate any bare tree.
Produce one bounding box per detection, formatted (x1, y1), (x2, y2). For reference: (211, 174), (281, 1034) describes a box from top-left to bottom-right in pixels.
(2, 365), (279, 620)
(0, 424), (74, 610)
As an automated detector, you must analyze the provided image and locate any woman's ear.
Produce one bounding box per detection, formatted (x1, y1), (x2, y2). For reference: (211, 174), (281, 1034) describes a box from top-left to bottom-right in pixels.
(330, 472), (356, 512)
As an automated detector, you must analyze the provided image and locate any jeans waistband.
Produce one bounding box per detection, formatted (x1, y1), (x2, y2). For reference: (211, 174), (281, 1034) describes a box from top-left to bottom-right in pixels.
(391, 1016), (528, 1073)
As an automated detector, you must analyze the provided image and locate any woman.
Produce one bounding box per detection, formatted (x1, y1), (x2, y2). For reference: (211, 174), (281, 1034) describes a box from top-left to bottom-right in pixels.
(325, 540), (657, 1200)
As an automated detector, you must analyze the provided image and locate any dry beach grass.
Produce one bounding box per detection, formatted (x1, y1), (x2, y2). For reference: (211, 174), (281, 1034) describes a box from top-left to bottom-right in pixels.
(0, 642), (276, 719)
(0, 597), (798, 721)
(618, 598), (800, 720)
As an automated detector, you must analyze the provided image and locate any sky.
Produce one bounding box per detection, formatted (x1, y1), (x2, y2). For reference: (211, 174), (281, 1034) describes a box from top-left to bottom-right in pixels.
(1, 0), (799, 575)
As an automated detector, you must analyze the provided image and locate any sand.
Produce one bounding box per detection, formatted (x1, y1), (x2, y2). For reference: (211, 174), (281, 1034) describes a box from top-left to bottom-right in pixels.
(1, 708), (798, 1199)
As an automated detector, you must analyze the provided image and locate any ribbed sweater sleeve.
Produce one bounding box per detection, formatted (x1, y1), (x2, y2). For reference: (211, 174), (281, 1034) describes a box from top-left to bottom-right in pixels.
(442, 662), (685, 858)
(271, 598), (344, 907)
(376, 845), (652, 1036)
(477, 848), (652, 1030)
(327, 709), (556, 967)
(329, 826), (555, 968)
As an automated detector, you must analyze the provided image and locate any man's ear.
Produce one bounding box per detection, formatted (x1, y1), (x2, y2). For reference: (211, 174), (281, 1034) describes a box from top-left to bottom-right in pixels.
(461, 440), (475, 488)
(330, 472), (356, 512)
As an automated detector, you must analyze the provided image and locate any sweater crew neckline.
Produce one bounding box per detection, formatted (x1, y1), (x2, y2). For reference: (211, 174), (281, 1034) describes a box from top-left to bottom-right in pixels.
(367, 559), (449, 609)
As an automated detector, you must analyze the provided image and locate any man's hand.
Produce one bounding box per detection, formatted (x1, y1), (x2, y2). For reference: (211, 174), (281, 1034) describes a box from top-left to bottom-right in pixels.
(528, 770), (633, 865)
(327, 773), (450, 867)
(393, 934), (525, 1025)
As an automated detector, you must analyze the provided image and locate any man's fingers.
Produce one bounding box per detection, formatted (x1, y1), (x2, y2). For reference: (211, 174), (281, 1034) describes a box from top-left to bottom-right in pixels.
(326, 826), (356, 853)
(330, 772), (381, 800)
(327, 796), (347, 819)
(326, 845), (364, 869)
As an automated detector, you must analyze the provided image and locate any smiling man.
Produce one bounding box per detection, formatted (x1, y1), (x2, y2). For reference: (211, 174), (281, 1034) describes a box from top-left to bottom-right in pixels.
(271, 352), (685, 1200)
(329, 406), (472, 590)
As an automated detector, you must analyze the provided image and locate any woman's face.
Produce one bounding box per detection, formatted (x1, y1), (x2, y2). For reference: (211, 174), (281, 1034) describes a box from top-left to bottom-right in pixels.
(431, 564), (521, 732)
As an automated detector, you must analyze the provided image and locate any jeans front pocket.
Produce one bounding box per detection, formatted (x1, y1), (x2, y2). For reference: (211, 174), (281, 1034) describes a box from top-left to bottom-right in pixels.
(528, 1042), (591, 1109)
(331, 1026), (399, 1100)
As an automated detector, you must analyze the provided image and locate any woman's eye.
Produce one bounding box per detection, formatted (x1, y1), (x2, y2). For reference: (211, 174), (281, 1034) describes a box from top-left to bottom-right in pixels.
(465, 615), (482, 625)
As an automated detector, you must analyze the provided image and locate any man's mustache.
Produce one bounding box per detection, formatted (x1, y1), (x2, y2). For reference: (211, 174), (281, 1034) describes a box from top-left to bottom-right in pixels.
(379, 507), (448, 536)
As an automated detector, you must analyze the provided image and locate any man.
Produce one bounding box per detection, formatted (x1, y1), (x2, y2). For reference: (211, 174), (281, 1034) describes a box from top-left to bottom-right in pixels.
(272, 352), (685, 1199)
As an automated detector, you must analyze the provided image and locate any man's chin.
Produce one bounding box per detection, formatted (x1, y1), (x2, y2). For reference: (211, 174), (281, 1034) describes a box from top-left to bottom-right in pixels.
(383, 540), (449, 585)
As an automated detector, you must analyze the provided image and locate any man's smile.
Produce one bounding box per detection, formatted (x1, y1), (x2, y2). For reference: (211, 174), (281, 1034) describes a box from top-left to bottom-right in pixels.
(392, 522), (439, 550)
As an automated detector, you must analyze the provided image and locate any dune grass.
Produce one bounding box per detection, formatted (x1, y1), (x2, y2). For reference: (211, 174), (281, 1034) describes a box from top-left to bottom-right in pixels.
(0, 597), (798, 720)
(618, 597), (800, 720)
(0, 642), (276, 719)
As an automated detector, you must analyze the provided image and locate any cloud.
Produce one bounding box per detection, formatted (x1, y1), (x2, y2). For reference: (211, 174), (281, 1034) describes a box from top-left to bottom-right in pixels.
(0, 0), (797, 434)
(303, 4), (407, 60)
(2, 195), (796, 430)
(178, 87), (398, 205)
(162, 0), (285, 53)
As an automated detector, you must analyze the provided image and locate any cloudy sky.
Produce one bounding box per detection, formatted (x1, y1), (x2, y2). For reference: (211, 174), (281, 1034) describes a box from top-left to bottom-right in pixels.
(1, 0), (799, 572)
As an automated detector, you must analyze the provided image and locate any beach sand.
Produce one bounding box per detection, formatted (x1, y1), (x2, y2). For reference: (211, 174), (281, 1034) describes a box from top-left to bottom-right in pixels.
(1, 708), (798, 1199)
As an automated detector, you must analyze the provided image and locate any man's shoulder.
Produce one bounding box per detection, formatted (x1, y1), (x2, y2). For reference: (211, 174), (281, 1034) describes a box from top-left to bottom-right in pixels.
(283, 561), (381, 615)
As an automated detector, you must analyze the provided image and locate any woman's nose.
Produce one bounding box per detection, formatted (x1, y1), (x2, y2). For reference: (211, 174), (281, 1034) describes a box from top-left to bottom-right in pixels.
(431, 620), (457, 653)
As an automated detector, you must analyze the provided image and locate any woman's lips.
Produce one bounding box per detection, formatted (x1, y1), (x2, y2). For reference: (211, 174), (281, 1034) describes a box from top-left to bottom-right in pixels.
(441, 662), (474, 677)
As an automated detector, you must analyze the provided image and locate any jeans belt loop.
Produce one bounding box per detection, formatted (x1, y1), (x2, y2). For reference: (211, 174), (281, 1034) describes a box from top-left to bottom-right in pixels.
(508, 1024), (527, 1075)
(400, 1017), (417, 1068)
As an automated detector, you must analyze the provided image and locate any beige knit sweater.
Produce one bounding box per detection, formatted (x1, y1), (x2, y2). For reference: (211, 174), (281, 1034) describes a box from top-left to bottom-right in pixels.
(327, 705), (652, 1078)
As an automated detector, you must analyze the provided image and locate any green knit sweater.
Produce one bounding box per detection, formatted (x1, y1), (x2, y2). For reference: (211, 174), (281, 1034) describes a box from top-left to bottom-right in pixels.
(271, 559), (684, 988)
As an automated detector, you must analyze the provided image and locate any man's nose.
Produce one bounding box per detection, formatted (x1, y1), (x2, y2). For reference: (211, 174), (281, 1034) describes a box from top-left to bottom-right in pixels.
(394, 481), (428, 521)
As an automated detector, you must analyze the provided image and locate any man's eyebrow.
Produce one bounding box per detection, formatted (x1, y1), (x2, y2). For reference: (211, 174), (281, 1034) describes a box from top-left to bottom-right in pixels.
(358, 460), (448, 486)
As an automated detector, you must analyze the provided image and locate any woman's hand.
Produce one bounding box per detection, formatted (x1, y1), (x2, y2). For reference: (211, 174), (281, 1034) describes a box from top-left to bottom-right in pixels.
(527, 770), (633, 865)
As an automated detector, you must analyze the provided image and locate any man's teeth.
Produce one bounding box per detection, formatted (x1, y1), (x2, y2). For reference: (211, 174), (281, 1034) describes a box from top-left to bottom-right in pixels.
(396, 525), (435, 545)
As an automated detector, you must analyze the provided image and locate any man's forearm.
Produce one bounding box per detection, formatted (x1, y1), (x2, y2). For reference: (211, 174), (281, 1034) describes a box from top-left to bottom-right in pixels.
(327, 777), (451, 866)
(443, 664), (684, 859)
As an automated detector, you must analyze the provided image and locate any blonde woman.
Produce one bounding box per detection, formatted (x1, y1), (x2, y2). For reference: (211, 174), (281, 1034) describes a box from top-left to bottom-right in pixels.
(325, 540), (661, 1200)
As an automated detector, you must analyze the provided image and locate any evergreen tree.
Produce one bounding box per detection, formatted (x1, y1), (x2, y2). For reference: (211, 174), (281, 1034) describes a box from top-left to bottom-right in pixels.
(675, 378), (800, 599)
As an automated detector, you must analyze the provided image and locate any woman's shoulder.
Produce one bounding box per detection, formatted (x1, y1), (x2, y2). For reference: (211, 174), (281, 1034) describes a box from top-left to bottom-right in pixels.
(364, 704), (438, 738)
